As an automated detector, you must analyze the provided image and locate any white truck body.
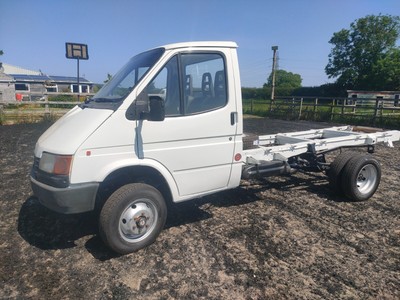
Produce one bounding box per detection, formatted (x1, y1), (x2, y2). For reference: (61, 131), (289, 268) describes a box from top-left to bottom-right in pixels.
(30, 41), (400, 254)
(32, 42), (244, 208)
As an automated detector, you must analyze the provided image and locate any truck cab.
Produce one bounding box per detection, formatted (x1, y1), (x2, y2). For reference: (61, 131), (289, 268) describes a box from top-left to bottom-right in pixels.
(31, 42), (244, 254)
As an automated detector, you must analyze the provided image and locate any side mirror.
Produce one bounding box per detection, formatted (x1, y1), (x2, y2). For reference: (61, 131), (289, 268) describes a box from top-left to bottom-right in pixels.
(148, 96), (165, 121)
(126, 92), (165, 121)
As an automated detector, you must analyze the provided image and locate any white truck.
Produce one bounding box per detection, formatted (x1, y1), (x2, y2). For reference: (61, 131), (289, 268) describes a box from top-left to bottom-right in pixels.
(30, 41), (400, 254)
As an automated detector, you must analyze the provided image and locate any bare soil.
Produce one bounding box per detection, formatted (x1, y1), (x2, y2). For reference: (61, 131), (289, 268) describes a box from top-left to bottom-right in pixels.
(1, 117), (399, 299)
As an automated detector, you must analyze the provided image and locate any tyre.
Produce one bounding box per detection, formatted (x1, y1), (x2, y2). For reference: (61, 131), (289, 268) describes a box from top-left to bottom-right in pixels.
(99, 183), (167, 254)
(327, 151), (356, 193)
(341, 154), (381, 201)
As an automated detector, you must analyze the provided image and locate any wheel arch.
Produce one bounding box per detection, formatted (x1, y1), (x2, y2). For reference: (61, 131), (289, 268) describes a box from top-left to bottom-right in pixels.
(95, 162), (178, 211)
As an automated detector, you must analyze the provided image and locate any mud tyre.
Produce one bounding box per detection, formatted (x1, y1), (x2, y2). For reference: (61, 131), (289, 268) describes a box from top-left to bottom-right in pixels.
(99, 183), (167, 254)
(341, 154), (381, 202)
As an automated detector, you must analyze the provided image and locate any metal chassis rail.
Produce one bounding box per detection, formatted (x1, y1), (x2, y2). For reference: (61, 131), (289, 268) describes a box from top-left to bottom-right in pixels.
(243, 126), (400, 164)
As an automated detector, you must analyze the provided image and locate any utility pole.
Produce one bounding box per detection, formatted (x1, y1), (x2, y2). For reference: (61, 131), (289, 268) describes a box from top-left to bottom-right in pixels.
(271, 46), (278, 101)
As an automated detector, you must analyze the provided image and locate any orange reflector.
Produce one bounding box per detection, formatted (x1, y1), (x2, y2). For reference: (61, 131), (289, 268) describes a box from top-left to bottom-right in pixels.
(53, 155), (73, 175)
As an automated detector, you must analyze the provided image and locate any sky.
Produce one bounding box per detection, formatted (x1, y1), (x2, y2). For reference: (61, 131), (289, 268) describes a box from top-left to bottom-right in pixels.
(1, 0), (399, 87)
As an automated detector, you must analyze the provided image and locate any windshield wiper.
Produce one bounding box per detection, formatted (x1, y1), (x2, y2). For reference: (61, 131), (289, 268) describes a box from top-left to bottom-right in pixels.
(92, 97), (123, 103)
(79, 97), (123, 110)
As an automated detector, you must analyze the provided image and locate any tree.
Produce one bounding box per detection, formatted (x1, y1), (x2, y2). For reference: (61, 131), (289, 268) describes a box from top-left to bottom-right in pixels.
(0, 50), (3, 56)
(264, 69), (302, 88)
(370, 48), (400, 90)
(325, 14), (400, 90)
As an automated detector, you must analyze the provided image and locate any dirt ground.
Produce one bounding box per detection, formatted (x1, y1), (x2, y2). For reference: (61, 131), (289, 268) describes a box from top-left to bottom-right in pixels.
(1, 117), (399, 299)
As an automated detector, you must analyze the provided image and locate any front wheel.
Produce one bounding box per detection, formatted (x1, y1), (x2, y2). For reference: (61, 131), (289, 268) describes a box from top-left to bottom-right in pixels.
(341, 155), (381, 201)
(99, 183), (167, 254)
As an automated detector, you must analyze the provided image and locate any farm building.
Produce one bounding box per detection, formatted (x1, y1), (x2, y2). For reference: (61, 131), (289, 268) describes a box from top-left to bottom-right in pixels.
(347, 90), (400, 106)
(0, 62), (94, 102)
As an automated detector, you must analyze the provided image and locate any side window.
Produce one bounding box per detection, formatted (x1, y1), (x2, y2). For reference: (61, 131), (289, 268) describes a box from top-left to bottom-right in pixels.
(182, 53), (227, 114)
(144, 52), (227, 117)
(146, 56), (180, 116)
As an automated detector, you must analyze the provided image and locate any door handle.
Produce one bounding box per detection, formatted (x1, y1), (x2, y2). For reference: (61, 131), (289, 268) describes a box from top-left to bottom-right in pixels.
(230, 112), (238, 125)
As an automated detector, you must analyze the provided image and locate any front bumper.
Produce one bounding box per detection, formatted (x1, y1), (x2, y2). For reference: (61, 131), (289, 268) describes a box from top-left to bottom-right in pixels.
(30, 176), (99, 214)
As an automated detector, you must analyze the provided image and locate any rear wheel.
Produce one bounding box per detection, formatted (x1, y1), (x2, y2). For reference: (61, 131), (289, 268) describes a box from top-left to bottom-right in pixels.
(341, 155), (381, 201)
(99, 183), (167, 254)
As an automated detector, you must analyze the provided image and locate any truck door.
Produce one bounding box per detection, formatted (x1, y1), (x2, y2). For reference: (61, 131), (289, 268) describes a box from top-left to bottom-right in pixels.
(137, 51), (239, 197)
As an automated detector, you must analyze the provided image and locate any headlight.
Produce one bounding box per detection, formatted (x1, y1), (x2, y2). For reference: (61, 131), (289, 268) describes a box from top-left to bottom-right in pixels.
(39, 152), (73, 175)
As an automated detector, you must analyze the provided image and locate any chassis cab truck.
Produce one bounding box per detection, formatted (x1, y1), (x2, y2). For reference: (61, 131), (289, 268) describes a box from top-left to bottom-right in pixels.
(30, 41), (400, 254)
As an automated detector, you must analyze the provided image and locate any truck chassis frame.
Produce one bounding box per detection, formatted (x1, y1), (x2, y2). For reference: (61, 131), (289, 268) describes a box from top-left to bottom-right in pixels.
(242, 126), (400, 179)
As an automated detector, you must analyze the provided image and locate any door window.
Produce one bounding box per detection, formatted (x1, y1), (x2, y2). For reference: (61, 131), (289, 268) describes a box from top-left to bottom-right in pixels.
(144, 52), (227, 117)
(182, 53), (227, 114)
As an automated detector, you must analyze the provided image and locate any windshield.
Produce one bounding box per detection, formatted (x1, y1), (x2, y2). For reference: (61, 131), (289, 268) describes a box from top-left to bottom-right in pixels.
(89, 47), (165, 106)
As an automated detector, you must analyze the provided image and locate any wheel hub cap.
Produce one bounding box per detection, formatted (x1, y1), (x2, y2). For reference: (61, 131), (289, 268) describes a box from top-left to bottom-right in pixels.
(356, 164), (377, 194)
(119, 200), (157, 242)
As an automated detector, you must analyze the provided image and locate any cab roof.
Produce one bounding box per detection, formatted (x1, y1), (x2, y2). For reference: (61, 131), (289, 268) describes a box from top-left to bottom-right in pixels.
(161, 41), (238, 50)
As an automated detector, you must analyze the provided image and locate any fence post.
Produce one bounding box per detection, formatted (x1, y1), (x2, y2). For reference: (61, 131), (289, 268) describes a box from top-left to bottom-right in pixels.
(313, 98), (318, 120)
(372, 99), (379, 126)
(291, 97), (295, 118)
(341, 98), (345, 117)
(298, 98), (303, 119)
(330, 99), (335, 121)
(44, 95), (50, 120)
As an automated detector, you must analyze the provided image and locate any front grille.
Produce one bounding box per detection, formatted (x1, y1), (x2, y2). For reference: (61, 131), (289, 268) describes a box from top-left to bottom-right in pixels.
(31, 156), (40, 180)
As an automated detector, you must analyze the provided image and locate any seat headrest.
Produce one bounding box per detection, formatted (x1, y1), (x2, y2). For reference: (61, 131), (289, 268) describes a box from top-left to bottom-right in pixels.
(202, 72), (214, 97)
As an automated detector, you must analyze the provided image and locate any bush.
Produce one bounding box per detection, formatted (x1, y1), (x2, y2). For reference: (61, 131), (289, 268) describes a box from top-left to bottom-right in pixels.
(48, 95), (75, 102)
(241, 84), (348, 100)
(242, 87), (269, 100)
